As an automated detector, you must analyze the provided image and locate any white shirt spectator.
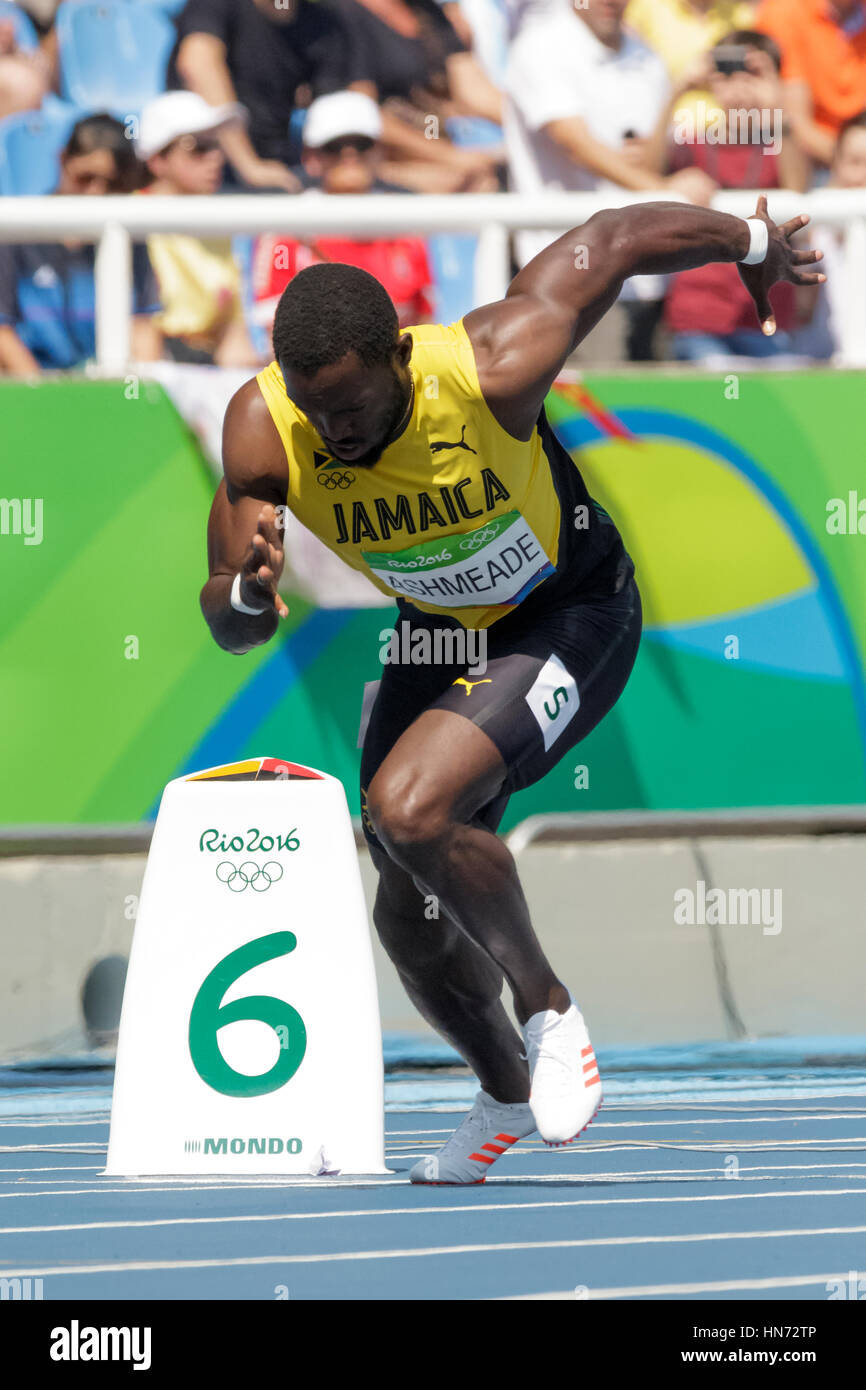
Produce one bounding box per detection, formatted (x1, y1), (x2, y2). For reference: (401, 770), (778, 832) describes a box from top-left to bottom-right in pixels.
(505, 5), (671, 288)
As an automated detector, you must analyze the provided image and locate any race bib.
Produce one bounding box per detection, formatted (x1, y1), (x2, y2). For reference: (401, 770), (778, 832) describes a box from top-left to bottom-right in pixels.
(362, 510), (555, 608)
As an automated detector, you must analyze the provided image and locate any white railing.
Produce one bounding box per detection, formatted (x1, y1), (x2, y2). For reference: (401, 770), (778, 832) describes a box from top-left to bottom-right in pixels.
(2, 188), (865, 371)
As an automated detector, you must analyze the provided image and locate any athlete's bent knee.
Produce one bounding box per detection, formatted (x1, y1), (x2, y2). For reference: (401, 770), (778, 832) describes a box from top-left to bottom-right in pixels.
(367, 769), (451, 853)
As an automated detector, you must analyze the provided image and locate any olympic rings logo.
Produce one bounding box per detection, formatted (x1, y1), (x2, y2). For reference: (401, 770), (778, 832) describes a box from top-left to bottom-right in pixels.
(317, 470), (355, 489)
(459, 527), (497, 551)
(216, 861), (284, 893)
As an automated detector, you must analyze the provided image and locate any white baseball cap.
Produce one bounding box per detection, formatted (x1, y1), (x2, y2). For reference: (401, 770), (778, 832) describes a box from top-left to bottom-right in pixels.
(302, 91), (383, 149)
(136, 91), (245, 161)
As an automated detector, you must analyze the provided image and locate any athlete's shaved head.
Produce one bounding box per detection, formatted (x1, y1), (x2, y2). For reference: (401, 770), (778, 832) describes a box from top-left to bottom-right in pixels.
(275, 263), (414, 469)
(273, 263), (399, 376)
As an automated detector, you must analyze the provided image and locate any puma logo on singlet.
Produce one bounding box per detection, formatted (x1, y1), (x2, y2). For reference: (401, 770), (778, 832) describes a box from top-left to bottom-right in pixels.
(453, 676), (492, 696)
(430, 425), (477, 456)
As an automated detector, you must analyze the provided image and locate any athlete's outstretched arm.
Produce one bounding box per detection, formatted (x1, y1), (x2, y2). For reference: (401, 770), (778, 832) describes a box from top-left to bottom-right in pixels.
(464, 196), (825, 441)
(200, 379), (290, 654)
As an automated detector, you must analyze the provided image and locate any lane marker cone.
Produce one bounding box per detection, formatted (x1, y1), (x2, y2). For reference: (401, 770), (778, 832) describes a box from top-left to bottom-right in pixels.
(105, 758), (386, 1177)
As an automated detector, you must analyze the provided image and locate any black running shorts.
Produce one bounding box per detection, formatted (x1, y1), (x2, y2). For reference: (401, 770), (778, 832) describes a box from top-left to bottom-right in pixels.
(359, 558), (642, 848)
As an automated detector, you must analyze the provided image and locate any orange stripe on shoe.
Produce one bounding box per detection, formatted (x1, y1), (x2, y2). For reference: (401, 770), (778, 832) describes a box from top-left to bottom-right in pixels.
(582, 1059), (598, 1073)
(584, 1072), (601, 1087)
(468, 1152), (496, 1164)
(495, 1132), (518, 1144)
(482, 1143), (507, 1154)
(581, 1045), (594, 1057)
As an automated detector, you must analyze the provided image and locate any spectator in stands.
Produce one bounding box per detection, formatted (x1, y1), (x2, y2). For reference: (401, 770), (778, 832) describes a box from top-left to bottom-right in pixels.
(756, 0), (866, 168)
(644, 27), (810, 188)
(505, 0), (716, 361)
(794, 110), (866, 357)
(12, 0), (60, 27)
(663, 30), (803, 359)
(331, 0), (504, 191)
(170, 0), (374, 192)
(0, 115), (161, 375)
(136, 92), (257, 366)
(251, 92), (434, 333)
(0, 10), (49, 120)
(628, 0), (758, 82)
(455, 0), (508, 83)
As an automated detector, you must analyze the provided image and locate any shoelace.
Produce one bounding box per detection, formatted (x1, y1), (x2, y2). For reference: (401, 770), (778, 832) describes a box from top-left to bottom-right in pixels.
(438, 1098), (487, 1159)
(522, 1012), (583, 1095)
(440, 1095), (531, 1160)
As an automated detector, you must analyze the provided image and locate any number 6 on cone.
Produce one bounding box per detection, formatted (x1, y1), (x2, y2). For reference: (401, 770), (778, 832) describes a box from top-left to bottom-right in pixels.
(105, 758), (387, 1176)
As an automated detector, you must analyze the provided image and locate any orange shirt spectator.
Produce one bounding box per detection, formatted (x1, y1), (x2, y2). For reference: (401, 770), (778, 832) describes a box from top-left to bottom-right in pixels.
(756, 0), (866, 162)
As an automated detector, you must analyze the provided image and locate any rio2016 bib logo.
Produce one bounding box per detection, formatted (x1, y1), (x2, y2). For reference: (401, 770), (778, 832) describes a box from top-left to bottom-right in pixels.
(189, 933), (307, 1097)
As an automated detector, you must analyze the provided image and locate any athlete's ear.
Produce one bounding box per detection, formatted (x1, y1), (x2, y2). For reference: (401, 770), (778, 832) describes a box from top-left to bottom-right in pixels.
(394, 333), (413, 368)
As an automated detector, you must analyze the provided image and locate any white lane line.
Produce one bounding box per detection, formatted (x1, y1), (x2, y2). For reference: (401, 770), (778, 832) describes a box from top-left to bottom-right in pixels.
(6, 1161), (866, 1192)
(503, 1271), (846, 1299)
(0, 1119), (109, 1128)
(4, 1167), (866, 1198)
(3, 1186), (866, 1236)
(384, 1140), (860, 1154)
(0, 1166), (102, 1174)
(386, 1157), (866, 1174)
(506, 1140), (866, 1152)
(3, 1108), (862, 1134)
(2, 1111), (861, 1136)
(8, 1161), (865, 1186)
(0, 1145), (106, 1153)
(3, 1104), (863, 1127)
(0, 1179), (405, 1198)
(387, 1114), (866, 1135)
(6, 1136), (866, 1160)
(3, 1222), (866, 1279)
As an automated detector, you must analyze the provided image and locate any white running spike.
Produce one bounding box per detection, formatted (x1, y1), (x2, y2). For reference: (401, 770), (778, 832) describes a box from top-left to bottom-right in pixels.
(409, 1091), (536, 1184)
(522, 993), (602, 1144)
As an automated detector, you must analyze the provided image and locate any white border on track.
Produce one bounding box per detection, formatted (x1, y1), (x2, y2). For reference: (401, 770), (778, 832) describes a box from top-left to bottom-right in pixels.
(3, 1222), (866, 1280)
(4, 1168), (866, 1197)
(2, 1186), (866, 1236)
(503, 1271), (848, 1299)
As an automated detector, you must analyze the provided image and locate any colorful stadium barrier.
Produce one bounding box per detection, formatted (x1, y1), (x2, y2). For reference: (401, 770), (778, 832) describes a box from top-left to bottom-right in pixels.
(2, 371), (865, 829)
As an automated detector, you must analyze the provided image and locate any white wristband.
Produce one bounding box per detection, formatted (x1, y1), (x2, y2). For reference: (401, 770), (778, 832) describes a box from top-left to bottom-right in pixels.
(230, 572), (268, 616)
(740, 217), (769, 267)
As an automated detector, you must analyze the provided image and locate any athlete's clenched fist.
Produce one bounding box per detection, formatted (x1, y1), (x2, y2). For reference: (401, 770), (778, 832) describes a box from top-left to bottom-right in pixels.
(238, 504), (289, 619)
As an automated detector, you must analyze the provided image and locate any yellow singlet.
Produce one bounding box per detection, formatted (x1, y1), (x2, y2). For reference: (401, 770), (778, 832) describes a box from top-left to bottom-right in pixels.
(256, 320), (620, 629)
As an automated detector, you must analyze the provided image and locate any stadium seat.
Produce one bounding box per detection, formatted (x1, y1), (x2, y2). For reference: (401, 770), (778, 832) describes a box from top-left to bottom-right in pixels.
(56, 0), (175, 117)
(0, 0), (39, 50)
(428, 234), (479, 326)
(0, 101), (80, 195)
